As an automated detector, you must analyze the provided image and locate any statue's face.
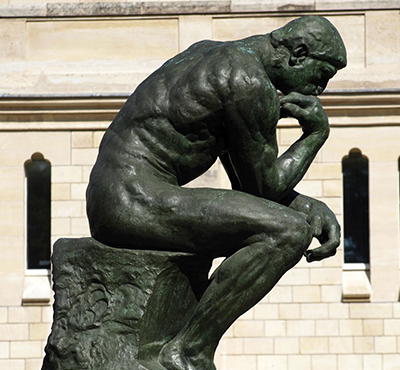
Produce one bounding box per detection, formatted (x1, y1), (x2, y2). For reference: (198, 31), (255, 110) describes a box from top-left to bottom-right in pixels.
(278, 56), (337, 96)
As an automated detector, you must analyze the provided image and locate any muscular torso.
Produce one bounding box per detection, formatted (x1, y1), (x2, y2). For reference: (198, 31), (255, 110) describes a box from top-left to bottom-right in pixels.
(93, 38), (280, 188)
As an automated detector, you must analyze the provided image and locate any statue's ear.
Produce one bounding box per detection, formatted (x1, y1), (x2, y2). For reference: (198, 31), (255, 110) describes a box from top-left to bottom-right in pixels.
(289, 44), (308, 66)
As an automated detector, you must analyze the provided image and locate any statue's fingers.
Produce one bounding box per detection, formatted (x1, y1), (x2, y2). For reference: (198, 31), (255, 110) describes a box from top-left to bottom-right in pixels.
(279, 92), (302, 104)
(280, 92), (317, 107)
(304, 241), (338, 262)
(280, 102), (307, 120)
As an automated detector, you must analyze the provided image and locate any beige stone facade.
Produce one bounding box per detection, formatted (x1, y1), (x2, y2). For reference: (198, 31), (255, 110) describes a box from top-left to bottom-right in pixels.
(1, 1), (400, 369)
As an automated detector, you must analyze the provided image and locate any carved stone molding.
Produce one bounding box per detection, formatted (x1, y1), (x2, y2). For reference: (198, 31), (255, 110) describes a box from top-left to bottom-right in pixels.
(1, 90), (399, 131)
(0, 1), (398, 18)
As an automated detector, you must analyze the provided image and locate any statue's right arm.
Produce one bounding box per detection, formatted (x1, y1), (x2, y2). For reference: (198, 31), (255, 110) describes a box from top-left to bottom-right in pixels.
(224, 73), (329, 202)
(272, 92), (330, 197)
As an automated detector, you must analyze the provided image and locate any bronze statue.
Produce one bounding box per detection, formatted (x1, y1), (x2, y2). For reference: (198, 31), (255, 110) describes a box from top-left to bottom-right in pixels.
(85, 15), (346, 370)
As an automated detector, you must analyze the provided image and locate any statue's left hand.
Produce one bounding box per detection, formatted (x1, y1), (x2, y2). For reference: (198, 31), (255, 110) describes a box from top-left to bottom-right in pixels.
(303, 198), (341, 262)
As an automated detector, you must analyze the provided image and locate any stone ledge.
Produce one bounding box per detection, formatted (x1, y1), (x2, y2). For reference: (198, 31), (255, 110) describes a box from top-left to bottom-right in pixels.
(22, 274), (52, 306)
(315, 0), (400, 11)
(0, 4), (46, 17)
(0, 1), (231, 18)
(2, 90), (400, 130)
(48, 1), (230, 17)
(232, 0), (400, 12)
(342, 269), (372, 303)
(0, 1), (399, 18)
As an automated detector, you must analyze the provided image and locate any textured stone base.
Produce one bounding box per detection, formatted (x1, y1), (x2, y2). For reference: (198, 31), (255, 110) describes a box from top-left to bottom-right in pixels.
(42, 237), (212, 370)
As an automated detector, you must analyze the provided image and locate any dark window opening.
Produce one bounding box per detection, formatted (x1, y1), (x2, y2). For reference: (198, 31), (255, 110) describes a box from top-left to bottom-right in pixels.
(342, 148), (370, 264)
(24, 153), (51, 269)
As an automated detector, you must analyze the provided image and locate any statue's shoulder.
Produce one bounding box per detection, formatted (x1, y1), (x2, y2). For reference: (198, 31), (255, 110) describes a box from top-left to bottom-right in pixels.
(185, 39), (258, 65)
(220, 46), (274, 94)
(186, 39), (222, 52)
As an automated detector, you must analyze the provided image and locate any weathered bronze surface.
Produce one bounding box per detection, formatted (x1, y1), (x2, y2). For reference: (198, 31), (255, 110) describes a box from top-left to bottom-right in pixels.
(43, 16), (346, 370)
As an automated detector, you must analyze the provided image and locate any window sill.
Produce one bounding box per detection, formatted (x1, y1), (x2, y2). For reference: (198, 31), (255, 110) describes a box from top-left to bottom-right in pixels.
(343, 263), (370, 271)
(342, 265), (372, 303)
(22, 269), (52, 306)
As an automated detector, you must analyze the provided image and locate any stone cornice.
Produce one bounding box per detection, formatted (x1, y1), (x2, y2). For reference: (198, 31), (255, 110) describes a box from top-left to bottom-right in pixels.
(0, 90), (400, 130)
(0, 95), (125, 131)
(0, 1), (398, 18)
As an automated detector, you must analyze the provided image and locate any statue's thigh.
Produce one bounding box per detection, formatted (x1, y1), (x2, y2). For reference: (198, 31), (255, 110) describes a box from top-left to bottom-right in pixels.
(143, 185), (306, 257)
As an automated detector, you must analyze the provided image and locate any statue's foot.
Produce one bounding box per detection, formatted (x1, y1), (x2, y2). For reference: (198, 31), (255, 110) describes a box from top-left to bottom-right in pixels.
(159, 340), (216, 370)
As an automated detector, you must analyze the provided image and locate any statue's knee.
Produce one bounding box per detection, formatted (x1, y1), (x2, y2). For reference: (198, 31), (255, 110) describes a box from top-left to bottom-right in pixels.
(277, 216), (312, 262)
(294, 217), (312, 246)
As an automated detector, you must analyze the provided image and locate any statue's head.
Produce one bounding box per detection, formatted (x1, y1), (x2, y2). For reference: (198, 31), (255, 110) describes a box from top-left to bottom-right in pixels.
(269, 16), (347, 95)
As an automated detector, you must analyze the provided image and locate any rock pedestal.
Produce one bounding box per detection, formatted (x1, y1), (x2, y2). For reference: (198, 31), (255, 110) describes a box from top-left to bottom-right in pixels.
(42, 237), (212, 370)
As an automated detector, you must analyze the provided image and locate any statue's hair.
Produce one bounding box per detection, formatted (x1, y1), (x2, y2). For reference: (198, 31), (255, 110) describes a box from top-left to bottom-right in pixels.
(270, 16), (347, 69)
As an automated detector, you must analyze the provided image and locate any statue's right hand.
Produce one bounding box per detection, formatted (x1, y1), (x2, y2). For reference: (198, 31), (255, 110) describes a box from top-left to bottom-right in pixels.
(280, 92), (329, 137)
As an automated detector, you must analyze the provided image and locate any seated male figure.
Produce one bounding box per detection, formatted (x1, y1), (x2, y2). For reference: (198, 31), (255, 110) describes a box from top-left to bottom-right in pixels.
(87, 16), (346, 370)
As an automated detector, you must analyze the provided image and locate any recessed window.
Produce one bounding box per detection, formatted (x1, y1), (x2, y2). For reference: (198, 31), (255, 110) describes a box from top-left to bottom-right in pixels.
(342, 148), (370, 264)
(24, 153), (51, 270)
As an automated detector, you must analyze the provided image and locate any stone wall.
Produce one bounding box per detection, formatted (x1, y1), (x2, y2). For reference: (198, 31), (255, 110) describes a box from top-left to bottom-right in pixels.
(1, 4), (400, 95)
(1, 2), (400, 370)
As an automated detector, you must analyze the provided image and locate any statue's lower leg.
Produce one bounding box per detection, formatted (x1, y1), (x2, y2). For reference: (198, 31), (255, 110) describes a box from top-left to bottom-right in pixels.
(159, 237), (307, 370)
